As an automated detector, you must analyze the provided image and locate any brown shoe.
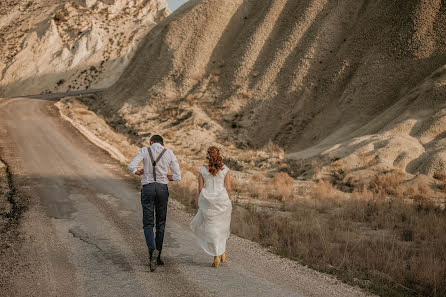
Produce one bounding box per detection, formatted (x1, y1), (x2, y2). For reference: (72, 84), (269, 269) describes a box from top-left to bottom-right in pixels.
(212, 256), (220, 268)
(220, 252), (227, 263)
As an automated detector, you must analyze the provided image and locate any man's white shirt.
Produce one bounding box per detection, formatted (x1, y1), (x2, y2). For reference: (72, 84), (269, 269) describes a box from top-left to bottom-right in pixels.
(128, 143), (181, 185)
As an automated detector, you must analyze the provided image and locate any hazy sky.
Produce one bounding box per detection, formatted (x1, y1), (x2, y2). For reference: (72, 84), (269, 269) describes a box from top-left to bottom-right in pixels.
(167, 0), (189, 11)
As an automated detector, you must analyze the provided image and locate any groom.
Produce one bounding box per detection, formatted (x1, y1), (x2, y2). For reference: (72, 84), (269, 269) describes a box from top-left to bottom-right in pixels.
(128, 134), (181, 272)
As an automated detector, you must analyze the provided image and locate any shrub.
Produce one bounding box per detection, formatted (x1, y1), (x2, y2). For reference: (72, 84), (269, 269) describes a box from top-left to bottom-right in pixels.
(246, 174), (267, 199)
(369, 171), (405, 198)
(433, 172), (446, 182)
(268, 172), (295, 200)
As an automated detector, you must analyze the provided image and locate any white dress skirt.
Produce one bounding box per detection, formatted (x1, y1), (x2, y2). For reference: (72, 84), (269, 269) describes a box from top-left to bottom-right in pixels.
(190, 165), (232, 256)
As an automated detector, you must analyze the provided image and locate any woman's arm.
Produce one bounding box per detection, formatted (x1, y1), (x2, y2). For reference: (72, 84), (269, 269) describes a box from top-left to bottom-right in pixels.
(198, 172), (204, 195)
(224, 171), (231, 197)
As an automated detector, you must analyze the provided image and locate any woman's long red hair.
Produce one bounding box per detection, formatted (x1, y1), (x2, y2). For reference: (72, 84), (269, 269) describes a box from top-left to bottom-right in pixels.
(207, 146), (223, 176)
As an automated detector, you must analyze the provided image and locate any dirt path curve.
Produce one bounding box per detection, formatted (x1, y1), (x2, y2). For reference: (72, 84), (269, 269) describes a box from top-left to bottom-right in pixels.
(0, 94), (371, 297)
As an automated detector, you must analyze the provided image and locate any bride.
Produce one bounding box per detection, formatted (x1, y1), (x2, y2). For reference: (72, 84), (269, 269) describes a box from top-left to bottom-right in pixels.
(190, 146), (232, 268)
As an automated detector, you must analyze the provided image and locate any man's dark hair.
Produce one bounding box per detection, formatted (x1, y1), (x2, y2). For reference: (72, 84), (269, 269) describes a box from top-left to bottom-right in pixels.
(150, 134), (163, 144)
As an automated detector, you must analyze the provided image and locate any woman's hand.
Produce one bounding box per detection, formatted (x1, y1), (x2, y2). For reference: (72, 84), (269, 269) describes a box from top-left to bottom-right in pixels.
(135, 169), (144, 176)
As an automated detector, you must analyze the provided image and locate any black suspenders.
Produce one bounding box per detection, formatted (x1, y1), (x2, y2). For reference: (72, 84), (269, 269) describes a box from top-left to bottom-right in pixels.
(148, 147), (167, 181)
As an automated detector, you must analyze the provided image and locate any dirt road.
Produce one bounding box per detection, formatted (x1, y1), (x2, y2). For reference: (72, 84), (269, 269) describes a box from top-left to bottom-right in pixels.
(0, 95), (371, 297)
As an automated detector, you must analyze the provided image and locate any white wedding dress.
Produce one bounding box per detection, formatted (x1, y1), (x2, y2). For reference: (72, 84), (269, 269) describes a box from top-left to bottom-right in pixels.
(190, 165), (232, 256)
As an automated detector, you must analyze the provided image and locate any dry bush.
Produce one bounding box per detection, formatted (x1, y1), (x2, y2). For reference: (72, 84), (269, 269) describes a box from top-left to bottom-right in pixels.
(438, 183), (446, 193)
(314, 179), (339, 199)
(211, 74), (220, 83)
(406, 182), (431, 201)
(230, 177), (243, 201)
(352, 183), (375, 200)
(311, 160), (320, 177)
(246, 174), (268, 199)
(263, 140), (284, 157)
(433, 172), (446, 182)
(369, 171), (405, 198)
(268, 172), (294, 200)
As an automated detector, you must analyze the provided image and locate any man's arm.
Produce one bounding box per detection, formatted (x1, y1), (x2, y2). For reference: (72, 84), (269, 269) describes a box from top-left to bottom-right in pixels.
(128, 148), (144, 175)
(169, 151), (181, 182)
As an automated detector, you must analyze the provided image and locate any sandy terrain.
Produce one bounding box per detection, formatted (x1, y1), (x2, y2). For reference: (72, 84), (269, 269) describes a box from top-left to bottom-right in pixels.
(0, 94), (373, 297)
(80, 0), (446, 200)
(0, 0), (169, 97)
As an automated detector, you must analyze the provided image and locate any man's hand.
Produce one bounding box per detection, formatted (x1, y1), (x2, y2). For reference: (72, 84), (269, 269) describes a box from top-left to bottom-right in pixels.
(167, 174), (173, 181)
(135, 169), (144, 176)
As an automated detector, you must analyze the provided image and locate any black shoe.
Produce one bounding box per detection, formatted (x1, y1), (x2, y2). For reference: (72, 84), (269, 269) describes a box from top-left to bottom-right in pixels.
(157, 256), (164, 266)
(150, 250), (159, 272)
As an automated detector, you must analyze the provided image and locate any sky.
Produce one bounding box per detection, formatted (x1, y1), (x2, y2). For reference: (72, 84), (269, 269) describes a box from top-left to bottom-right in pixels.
(167, 0), (189, 11)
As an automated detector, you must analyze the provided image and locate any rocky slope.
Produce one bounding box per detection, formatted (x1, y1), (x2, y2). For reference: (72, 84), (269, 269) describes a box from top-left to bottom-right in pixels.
(95, 0), (446, 184)
(0, 0), (169, 97)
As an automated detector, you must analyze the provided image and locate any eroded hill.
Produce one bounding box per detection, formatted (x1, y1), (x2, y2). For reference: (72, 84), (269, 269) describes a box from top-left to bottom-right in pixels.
(0, 0), (169, 96)
(95, 0), (446, 184)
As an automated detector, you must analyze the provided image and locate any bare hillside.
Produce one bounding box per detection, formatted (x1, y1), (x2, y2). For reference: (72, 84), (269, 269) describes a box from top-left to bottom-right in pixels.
(96, 0), (446, 183)
(0, 0), (169, 97)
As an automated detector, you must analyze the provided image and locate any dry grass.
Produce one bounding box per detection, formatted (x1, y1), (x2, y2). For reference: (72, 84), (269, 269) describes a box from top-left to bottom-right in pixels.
(358, 152), (378, 167)
(231, 197), (446, 297)
(245, 172), (295, 201)
(433, 172), (446, 193)
(211, 74), (220, 83)
(263, 140), (284, 157)
(311, 160), (321, 177)
(369, 170), (405, 198)
(246, 174), (267, 199)
(406, 183), (431, 202)
(268, 172), (294, 200)
(230, 176), (243, 201)
(168, 162), (445, 297)
(314, 179), (341, 199)
(433, 172), (446, 182)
